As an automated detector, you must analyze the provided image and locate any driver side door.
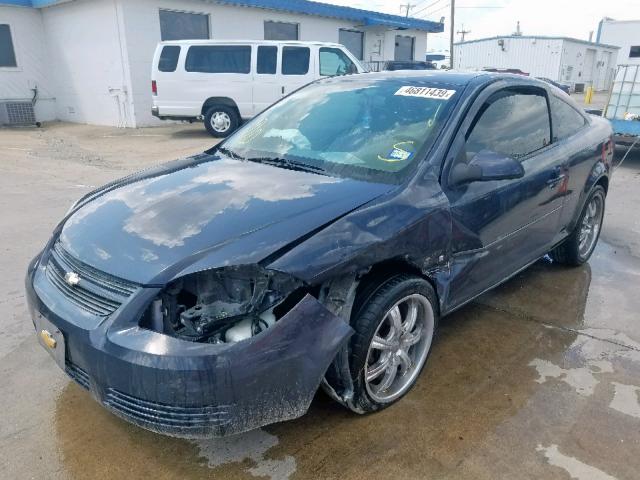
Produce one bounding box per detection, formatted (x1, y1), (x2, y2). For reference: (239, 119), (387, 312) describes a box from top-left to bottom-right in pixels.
(442, 84), (564, 308)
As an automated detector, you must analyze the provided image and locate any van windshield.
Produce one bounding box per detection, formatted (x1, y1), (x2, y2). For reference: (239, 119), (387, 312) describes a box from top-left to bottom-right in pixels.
(221, 76), (459, 183)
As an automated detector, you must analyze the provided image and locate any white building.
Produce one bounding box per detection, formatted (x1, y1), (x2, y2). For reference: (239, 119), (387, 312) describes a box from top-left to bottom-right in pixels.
(0, 0), (443, 127)
(597, 18), (640, 67)
(454, 36), (619, 91)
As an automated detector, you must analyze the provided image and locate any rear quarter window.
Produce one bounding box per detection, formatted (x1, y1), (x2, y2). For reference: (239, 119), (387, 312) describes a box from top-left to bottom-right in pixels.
(551, 95), (587, 141)
(158, 45), (181, 72)
(185, 45), (251, 73)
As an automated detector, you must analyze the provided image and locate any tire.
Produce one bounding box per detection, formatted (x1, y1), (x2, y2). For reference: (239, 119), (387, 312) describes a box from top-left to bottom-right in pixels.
(349, 274), (439, 413)
(550, 185), (606, 266)
(203, 105), (239, 137)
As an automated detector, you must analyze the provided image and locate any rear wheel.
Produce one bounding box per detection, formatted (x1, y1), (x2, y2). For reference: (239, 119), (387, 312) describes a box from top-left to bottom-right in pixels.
(204, 105), (239, 137)
(551, 186), (605, 266)
(349, 275), (438, 412)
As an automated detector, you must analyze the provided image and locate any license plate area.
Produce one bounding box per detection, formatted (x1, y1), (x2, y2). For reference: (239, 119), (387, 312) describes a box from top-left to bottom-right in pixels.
(35, 313), (66, 371)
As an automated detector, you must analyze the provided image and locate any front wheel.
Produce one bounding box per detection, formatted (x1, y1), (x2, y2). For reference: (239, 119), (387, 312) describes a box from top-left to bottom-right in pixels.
(349, 275), (438, 412)
(551, 185), (606, 266)
(204, 105), (239, 137)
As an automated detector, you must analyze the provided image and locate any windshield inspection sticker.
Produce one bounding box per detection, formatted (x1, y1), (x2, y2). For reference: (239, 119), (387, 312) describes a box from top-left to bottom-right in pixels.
(394, 86), (456, 100)
(378, 141), (415, 163)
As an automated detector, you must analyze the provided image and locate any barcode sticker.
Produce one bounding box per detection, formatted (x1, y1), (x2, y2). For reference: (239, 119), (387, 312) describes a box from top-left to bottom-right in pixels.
(394, 86), (456, 100)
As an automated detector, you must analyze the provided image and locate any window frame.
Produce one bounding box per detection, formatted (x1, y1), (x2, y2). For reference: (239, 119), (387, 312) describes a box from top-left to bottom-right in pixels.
(157, 45), (181, 72)
(441, 83), (553, 188)
(256, 45), (278, 75)
(158, 9), (210, 41)
(264, 20), (299, 41)
(281, 46), (310, 75)
(184, 45), (252, 74)
(338, 28), (364, 60)
(0, 24), (18, 69)
(318, 47), (356, 76)
(549, 93), (589, 142)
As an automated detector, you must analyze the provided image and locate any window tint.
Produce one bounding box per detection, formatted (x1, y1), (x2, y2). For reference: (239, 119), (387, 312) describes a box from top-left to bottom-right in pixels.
(551, 96), (586, 141)
(185, 46), (251, 73)
(282, 47), (309, 75)
(159, 10), (209, 41)
(264, 21), (298, 40)
(466, 90), (550, 161)
(257, 46), (277, 74)
(630, 46), (640, 58)
(158, 46), (181, 72)
(319, 47), (356, 76)
(0, 25), (17, 67)
(394, 35), (414, 61)
(339, 29), (364, 60)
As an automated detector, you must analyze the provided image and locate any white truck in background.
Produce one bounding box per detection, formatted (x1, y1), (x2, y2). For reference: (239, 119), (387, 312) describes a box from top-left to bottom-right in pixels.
(151, 40), (365, 137)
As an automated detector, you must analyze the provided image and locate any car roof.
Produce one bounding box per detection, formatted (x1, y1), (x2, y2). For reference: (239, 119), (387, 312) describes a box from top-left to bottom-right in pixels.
(158, 39), (345, 48)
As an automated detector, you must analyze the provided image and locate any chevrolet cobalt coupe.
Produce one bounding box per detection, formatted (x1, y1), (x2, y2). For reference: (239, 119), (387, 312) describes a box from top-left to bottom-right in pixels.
(26, 72), (613, 437)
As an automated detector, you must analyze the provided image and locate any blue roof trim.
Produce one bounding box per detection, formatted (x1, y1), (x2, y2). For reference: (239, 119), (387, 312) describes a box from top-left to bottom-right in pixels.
(216, 0), (443, 32)
(1, 0), (62, 6)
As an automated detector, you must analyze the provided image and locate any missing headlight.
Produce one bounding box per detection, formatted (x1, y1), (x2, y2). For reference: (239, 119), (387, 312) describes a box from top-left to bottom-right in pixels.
(141, 266), (304, 343)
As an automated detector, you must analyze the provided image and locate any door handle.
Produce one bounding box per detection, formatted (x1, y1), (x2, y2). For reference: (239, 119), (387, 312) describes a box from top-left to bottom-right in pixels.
(281, 86), (285, 95)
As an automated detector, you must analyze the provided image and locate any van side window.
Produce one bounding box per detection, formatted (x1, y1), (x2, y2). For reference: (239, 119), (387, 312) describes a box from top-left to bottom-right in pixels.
(550, 95), (587, 141)
(158, 46), (181, 72)
(282, 47), (309, 75)
(466, 90), (550, 161)
(319, 47), (356, 76)
(185, 46), (251, 74)
(257, 46), (277, 74)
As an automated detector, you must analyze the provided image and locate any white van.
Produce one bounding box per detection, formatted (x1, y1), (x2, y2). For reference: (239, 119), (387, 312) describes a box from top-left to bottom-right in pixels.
(151, 40), (366, 136)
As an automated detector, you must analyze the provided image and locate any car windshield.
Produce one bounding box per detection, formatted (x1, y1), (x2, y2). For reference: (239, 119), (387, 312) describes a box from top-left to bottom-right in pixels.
(221, 76), (459, 183)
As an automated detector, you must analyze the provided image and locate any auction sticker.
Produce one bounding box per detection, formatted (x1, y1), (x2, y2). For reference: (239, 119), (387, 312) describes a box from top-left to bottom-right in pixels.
(394, 86), (456, 100)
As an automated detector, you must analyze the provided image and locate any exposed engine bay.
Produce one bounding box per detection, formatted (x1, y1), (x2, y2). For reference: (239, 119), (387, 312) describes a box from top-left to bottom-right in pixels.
(142, 266), (304, 344)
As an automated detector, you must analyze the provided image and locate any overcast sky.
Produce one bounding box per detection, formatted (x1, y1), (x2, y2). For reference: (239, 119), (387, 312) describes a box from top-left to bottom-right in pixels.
(324, 0), (640, 52)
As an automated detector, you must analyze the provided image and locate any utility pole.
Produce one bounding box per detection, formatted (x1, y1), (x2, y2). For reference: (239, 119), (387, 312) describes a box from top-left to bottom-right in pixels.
(449, 0), (455, 68)
(457, 24), (470, 42)
(400, 2), (415, 17)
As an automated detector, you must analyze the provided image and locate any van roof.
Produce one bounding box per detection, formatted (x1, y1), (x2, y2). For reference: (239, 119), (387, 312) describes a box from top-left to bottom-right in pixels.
(158, 39), (345, 47)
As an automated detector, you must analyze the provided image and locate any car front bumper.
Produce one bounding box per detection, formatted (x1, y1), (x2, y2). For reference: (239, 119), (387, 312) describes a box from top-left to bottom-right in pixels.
(25, 255), (353, 437)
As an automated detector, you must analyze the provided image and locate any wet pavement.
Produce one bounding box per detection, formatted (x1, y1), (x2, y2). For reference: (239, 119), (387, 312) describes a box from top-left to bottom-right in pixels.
(1, 123), (639, 480)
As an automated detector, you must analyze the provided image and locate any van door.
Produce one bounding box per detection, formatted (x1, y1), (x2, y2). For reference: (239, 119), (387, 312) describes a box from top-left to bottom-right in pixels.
(280, 45), (315, 97)
(253, 45), (281, 115)
(183, 44), (253, 118)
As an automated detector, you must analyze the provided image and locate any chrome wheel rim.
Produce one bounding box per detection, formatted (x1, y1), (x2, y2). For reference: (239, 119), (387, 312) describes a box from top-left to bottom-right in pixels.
(578, 194), (604, 258)
(365, 294), (435, 403)
(210, 111), (231, 133)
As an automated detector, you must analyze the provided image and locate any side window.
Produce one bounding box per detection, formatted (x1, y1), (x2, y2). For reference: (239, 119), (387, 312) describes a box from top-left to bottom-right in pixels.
(0, 24), (17, 67)
(319, 47), (356, 76)
(465, 90), (551, 161)
(257, 46), (277, 74)
(550, 96), (587, 141)
(158, 45), (180, 72)
(185, 46), (251, 73)
(282, 47), (309, 75)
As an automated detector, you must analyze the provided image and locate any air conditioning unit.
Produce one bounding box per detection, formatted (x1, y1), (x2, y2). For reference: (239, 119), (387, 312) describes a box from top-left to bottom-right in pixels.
(0, 101), (39, 126)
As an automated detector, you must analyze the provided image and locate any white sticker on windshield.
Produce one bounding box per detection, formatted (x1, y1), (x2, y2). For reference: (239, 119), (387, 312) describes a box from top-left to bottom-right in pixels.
(394, 86), (456, 100)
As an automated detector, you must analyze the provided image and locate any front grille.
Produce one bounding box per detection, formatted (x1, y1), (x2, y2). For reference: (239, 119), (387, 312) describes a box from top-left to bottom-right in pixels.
(65, 362), (90, 390)
(45, 242), (139, 316)
(104, 389), (231, 429)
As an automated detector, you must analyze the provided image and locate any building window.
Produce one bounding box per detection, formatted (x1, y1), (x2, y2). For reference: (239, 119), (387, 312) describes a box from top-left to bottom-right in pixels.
(257, 46), (277, 74)
(0, 25), (17, 67)
(159, 10), (209, 41)
(282, 47), (309, 75)
(339, 29), (364, 60)
(185, 46), (251, 73)
(630, 46), (640, 58)
(394, 35), (415, 61)
(264, 21), (299, 40)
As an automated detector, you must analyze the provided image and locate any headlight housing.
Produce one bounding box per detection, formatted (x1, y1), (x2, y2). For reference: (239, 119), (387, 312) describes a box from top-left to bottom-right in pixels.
(142, 265), (303, 343)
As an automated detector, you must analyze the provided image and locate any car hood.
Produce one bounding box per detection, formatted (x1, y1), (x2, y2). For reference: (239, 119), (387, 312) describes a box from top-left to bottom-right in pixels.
(58, 155), (393, 285)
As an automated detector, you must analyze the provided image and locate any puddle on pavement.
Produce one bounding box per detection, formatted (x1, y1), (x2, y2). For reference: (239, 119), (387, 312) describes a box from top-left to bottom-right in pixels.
(53, 242), (640, 479)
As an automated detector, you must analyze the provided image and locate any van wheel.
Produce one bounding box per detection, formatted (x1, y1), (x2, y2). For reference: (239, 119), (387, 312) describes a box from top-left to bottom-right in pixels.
(204, 106), (239, 137)
(349, 274), (438, 413)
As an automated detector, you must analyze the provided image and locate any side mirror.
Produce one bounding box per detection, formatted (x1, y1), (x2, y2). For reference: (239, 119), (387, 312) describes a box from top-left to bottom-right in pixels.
(450, 150), (525, 185)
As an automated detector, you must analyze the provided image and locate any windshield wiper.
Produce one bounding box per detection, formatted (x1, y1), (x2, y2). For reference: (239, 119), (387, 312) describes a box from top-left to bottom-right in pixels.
(247, 156), (327, 175)
(217, 146), (245, 161)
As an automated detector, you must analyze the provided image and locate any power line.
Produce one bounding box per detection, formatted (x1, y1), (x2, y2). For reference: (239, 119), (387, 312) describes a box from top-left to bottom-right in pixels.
(412, 0), (444, 17)
(415, 2), (450, 19)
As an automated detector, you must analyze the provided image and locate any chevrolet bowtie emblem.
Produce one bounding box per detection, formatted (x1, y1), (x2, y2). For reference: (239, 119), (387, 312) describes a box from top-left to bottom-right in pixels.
(64, 271), (80, 286)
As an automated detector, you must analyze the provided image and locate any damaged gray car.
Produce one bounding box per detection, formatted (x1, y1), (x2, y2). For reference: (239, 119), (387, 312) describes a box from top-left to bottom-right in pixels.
(26, 71), (612, 437)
